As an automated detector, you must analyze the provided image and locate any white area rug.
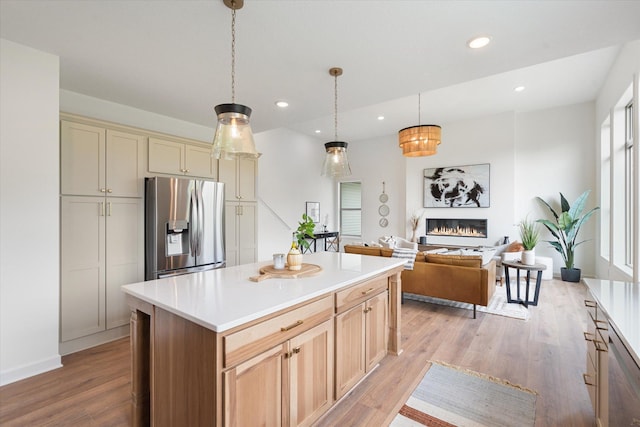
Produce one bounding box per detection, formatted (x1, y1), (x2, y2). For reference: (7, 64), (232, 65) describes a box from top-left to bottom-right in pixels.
(404, 284), (530, 320)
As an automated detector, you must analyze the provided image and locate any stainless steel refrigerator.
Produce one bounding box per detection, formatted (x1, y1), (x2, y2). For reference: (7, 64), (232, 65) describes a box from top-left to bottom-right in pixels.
(145, 176), (225, 280)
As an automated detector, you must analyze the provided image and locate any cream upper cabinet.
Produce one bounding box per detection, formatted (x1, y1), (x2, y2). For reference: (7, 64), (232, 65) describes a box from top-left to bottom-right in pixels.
(61, 120), (144, 197)
(219, 158), (257, 201)
(148, 137), (217, 178)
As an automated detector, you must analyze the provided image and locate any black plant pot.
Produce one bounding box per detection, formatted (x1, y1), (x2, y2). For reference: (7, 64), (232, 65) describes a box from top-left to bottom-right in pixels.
(561, 267), (581, 282)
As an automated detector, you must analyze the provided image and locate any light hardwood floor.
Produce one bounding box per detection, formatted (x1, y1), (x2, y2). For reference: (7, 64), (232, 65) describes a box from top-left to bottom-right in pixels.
(0, 278), (594, 426)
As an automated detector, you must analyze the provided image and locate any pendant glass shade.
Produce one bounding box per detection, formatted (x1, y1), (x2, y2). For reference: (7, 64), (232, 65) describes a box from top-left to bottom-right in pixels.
(398, 124), (441, 157)
(212, 103), (261, 159)
(321, 141), (351, 177)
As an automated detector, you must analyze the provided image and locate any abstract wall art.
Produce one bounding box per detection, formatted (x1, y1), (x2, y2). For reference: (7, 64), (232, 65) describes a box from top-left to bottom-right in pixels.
(423, 164), (490, 208)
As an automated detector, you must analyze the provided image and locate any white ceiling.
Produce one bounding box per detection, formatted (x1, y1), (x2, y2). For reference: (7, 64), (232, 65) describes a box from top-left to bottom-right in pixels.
(1, 0), (639, 142)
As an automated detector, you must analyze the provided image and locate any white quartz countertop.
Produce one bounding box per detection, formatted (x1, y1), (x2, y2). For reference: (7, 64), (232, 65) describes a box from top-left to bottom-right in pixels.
(583, 278), (640, 366)
(122, 252), (405, 333)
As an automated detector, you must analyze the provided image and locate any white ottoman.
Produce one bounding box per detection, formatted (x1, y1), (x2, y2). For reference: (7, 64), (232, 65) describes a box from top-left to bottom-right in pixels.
(535, 256), (553, 280)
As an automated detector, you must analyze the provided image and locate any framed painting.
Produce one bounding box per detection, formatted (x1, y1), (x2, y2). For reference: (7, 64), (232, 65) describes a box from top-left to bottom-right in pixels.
(306, 201), (320, 223)
(423, 163), (490, 208)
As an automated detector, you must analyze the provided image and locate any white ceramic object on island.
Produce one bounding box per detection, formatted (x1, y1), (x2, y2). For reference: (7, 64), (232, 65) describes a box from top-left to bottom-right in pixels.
(521, 249), (536, 266)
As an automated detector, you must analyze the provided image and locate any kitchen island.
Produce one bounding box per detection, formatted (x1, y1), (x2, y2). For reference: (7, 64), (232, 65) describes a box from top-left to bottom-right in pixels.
(122, 252), (405, 427)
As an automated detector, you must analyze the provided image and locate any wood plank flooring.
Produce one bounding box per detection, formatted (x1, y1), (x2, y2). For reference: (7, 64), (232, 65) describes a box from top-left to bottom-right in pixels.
(0, 278), (594, 426)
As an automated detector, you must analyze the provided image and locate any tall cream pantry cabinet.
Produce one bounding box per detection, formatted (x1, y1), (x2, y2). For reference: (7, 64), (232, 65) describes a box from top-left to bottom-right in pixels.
(59, 118), (144, 354)
(219, 158), (257, 266)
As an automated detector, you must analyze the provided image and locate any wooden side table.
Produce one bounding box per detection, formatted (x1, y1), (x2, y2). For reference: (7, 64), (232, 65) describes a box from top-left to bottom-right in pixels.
(502, 260), (547, 307)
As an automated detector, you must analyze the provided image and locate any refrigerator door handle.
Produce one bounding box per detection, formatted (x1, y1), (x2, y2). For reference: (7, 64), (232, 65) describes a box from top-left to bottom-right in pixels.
(190, 187), (198, 257)
(196, 181), (204, 257)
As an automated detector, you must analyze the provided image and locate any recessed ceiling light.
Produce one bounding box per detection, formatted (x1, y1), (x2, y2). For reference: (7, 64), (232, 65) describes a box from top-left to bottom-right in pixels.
(314, 129), (321, 134)
(377, 116), (385, 121)
(514, 86), (526, 92)
(275, 100), (289, 108)
(467, 36), (491, 49)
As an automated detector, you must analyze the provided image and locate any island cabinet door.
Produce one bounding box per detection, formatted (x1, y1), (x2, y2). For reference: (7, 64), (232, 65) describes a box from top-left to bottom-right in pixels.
(287, 319), (334, 427)
(365, 290), (389, 371)
(223, 343), (285, 427)
(335, 303), (366, 399)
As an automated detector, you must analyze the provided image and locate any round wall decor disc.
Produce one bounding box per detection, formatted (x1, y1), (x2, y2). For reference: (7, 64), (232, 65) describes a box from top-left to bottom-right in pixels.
(378, 204), (390, 216)
(379, 218), (388, 227)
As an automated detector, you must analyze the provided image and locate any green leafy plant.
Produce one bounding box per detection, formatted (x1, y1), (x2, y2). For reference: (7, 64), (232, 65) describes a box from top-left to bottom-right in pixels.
(536, 190), (599, 269)
(293, 213), (316, 251)
(519, 216), (540, 251)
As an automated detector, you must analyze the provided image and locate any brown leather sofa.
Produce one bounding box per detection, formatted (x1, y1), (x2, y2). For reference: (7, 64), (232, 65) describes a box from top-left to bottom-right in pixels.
(344, 245), (496, 318)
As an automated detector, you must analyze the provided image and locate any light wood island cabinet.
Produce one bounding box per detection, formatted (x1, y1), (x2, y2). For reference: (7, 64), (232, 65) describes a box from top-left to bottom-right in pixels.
(335, 277), (389, 398)
(123, 252), (404, 427)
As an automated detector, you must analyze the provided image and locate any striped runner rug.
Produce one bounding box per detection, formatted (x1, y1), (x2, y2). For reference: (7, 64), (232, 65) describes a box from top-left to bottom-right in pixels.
(390, 361), (537, 427)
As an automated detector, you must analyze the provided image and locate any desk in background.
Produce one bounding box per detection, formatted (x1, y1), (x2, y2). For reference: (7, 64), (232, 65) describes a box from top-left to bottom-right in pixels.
(302, 231), (339, 253)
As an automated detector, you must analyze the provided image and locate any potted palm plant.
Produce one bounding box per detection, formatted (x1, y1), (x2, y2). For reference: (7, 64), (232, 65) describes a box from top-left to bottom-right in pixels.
(288, 213), (316, 271)
(519, 216), (539, 265)
(536, 190), (599, 282)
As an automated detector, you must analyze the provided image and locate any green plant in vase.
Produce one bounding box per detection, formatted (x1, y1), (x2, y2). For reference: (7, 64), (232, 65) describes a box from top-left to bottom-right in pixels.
(536, 190), (599, 282)
(288, 213), (316, 270)
(518, 216), (539, 265)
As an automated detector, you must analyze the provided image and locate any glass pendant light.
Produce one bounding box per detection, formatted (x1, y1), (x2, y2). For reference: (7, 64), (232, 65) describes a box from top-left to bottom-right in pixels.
(398, 93), (441, 157)
(321, 67), (352, 177)
(212, 0), (260, 160)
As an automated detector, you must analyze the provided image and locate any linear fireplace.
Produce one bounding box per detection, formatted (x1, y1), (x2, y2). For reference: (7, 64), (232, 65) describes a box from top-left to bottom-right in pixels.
(426, 218), (487, 238)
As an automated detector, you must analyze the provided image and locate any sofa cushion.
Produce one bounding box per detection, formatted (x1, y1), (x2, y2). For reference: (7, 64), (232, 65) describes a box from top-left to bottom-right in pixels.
(425, 253), (483, 268)
(345, 246), (383, 256)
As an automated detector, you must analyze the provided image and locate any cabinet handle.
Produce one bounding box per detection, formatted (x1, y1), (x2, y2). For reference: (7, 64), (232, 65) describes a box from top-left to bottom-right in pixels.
(185, 169), (189, 174)
(280, 320), (303, 332)
(107, 188), (112, 193)
(361, 288), (375, 295)
(583, 332), (594, 341)
(293, 347), (301, 354)
(364, 307), (373, 313)
(100, 188), (106, 193)
(583, 373), (595, 386)
(107, 202), (112, 216)
(584, 300), (596, 308)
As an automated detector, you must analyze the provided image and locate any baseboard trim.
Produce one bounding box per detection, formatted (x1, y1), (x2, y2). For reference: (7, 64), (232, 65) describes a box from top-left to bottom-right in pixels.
(59, 325), (129, 356)
(0, 354), (62, 386)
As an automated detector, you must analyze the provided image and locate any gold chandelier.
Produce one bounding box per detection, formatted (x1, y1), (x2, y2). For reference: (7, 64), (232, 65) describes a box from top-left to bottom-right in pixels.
(321, 67), (352, 177)
(212, 0), (261, 160)
(398, 94), (441, 157)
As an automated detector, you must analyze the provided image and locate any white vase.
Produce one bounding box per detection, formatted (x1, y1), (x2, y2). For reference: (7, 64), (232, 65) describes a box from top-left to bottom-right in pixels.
(521, 249), (536, 266)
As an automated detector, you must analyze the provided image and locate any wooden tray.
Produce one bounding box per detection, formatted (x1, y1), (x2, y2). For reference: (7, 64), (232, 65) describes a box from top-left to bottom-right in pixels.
(249, 263), (322, 282)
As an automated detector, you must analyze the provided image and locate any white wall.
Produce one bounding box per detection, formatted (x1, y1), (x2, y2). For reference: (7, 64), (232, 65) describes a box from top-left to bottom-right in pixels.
(405, 112), (517, 247)
(0, 39), (61, 385)
(254, 128), (335, 260)
(346, 134), (405, 245)
(595, 40), (640, 281)
(60, 90), (215, 142)
(515, 102), (597, 277)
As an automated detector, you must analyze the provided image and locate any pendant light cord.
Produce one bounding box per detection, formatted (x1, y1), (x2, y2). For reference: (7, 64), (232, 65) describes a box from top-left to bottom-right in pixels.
(334, 73), (338, 140)
(231, 4), (236, 103)
(418, 93), (421, 127)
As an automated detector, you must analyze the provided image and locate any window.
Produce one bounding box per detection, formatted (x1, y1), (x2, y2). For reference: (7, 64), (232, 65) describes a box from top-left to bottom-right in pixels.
(340, 181), (361, 236)
(600, 118), (611, 259)
(625, 101), (634, 268)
